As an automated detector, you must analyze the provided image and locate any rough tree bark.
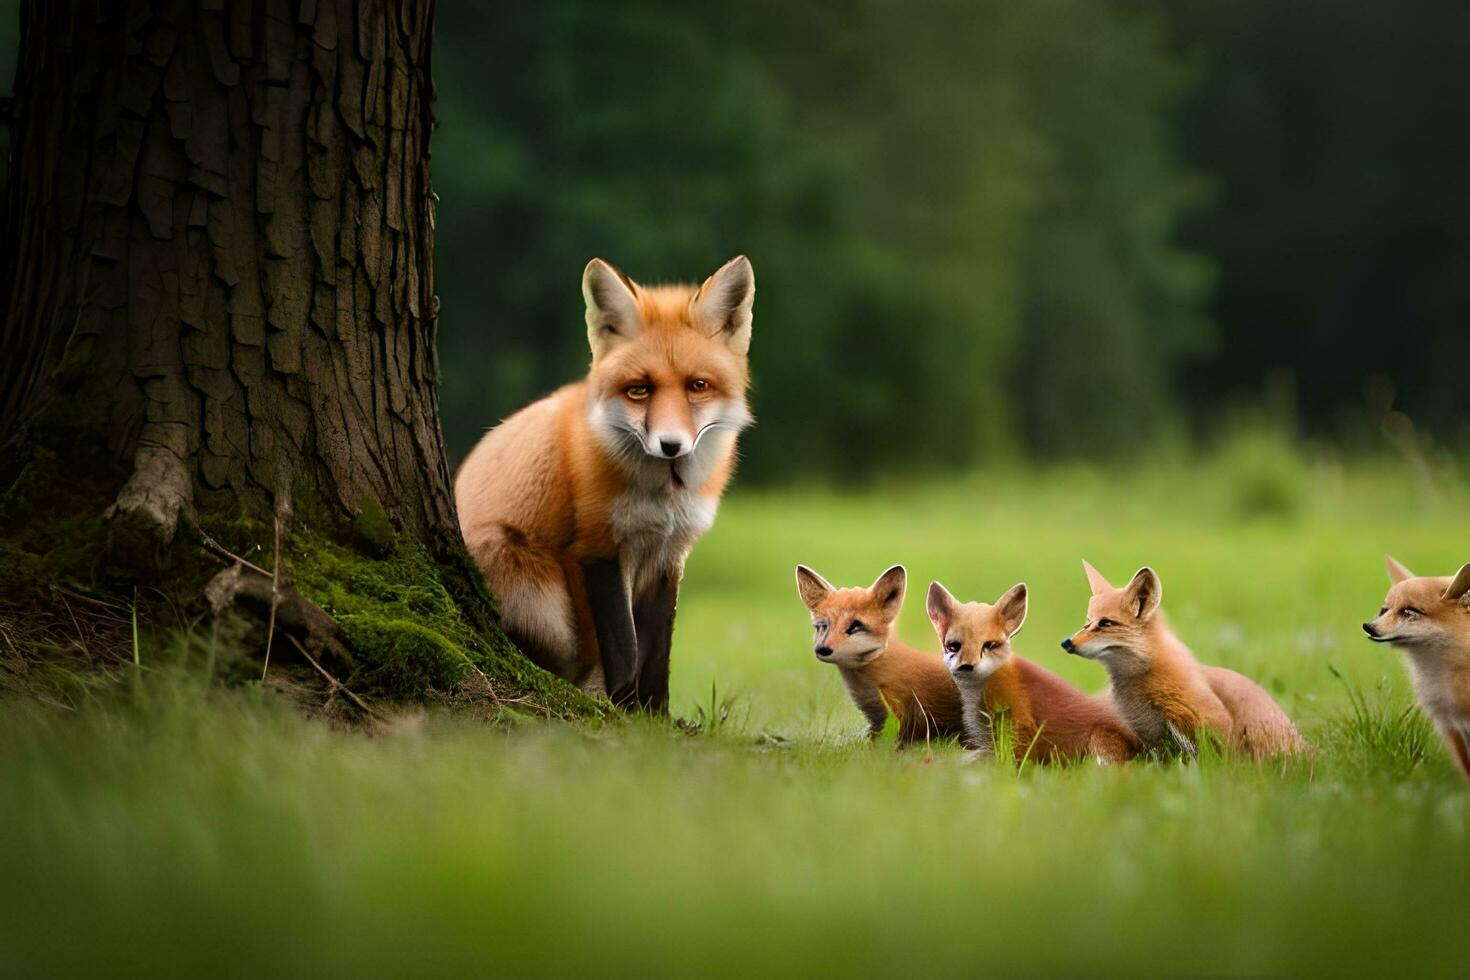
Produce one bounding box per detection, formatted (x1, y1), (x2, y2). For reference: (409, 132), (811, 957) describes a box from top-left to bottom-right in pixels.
(1, 0), (455, 555)
(0, 0), (572, 710)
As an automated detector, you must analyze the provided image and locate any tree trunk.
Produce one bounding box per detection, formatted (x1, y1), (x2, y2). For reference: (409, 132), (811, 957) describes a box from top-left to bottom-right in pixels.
(1, 0), (455, 550)
(0, 0), (588, 713)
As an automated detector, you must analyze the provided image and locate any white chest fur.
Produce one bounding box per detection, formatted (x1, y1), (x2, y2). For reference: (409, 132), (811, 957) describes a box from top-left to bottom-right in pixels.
(608, 485), (718, 597)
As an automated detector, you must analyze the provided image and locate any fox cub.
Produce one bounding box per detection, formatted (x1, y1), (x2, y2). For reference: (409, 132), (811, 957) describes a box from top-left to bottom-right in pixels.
(456, 256), (756, 710)
(926, 581), (1138, 764)
(795, 564), (964, 744)
(1364, 555), (1470, 779)
(1063, 561), (1308, 759)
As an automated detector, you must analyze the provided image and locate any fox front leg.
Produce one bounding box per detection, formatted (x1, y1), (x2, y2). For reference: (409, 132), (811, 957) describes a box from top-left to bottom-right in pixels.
(631, 571), (679, 714)
(961, 698), (996, 759)
(839, 669), (889, 737)
(581, 557), (639, 709)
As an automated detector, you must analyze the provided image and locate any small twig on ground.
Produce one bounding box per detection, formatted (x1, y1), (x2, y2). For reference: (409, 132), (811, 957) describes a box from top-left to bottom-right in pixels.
(261, 511), (283, 682)
(189, 516), (272, 578)
(50, 585), (130, 619)
(283, 633), (383, 721)
(54, 587), (91, 660)
(460, 657), (550, 715)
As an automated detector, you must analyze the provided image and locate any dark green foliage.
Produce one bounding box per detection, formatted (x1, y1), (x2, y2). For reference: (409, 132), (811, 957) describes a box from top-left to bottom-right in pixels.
(432, 0), (1211, 476)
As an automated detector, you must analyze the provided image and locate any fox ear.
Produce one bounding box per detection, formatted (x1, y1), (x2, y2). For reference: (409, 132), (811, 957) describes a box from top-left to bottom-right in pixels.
(870, 565), (907, 621)
(1385, 554), (1415, 585)
(1123, 567), (1162, 621)
(997, 582), (1028, 637)
(583, 258), (642, 361)
(925, 581), (957, 630)
(1443, 564), (1470, 604)
(691, 255), (754, 356)
(1082, 559), (1113, 596)
(795, 565), (834, 611)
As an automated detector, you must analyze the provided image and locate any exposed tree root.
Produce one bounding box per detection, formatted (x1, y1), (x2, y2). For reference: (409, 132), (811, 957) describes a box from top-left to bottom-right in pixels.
(103, 423), (193, 565)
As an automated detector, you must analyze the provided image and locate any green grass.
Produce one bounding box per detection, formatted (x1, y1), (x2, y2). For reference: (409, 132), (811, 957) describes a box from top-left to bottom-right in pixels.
(4, 458), (1469, 977)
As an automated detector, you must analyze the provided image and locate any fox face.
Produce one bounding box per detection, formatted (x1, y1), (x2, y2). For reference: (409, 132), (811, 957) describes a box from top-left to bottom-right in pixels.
(583, 256), (754, 489)
(795, 564), (906, 667)
(1363, 554), (1470, 650)
(925, 581), (1027, 686)
(1061, 561), (1162, 679)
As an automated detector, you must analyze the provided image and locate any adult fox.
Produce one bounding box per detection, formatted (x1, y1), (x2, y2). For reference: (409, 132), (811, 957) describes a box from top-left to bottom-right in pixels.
(456, 256), (755, 710)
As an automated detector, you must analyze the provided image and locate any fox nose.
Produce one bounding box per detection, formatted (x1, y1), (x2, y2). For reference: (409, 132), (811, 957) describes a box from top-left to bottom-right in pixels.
(1362, 622), (1378, 637)
(1060, 637), (1075, 653)
(815, 645), (832, 658)
(954, 663), (974, 673)
(659, 439), (683, 458)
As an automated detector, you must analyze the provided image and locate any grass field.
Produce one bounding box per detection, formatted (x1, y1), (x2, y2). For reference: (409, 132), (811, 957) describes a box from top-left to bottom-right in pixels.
(4, 448), (1470, 977)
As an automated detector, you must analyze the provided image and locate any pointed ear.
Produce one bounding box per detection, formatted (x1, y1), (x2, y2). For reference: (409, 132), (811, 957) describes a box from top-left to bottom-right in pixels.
(926, 581), (957, 631)
(996, 582), (1028, 638)
(583, 258), (642, 362)
(1123, 567), (1162, 621)
(690, 255), (754, 356)
(870, 565), (907, 621)
(795, 565), (834, 611)
(1385, 554), (1415, 585)
(1082, 559), (1113, 596)
(1443, 564), (1470, 603)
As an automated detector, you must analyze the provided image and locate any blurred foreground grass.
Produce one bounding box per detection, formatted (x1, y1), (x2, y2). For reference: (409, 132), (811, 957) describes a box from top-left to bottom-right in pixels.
(4, 451), (1469, 977)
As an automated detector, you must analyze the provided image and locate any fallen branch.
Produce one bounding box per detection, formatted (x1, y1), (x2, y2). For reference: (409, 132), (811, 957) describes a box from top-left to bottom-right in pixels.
(285, 633), (382, 722)
(203, 563), (354, 672)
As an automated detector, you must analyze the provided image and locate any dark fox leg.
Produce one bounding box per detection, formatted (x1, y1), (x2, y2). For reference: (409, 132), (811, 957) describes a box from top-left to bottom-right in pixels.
(631, 571), (679, 714)
(1445, 724), (1470, 780)
(580, 557), (638, 708)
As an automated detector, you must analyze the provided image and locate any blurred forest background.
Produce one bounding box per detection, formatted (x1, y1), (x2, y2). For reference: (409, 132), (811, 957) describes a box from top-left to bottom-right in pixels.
(429, 0), (1468, 479)
(3, 2), (1465, 480)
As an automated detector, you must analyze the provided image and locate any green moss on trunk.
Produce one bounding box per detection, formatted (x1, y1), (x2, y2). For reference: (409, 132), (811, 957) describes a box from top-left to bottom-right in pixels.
(2, 448), (600, 719)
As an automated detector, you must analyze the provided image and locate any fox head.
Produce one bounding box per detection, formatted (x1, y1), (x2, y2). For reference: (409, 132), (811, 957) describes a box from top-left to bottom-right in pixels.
(583, 255), (754, 490)
(1060, 560), (1163, 679)
(795, 564), (907, 668)
(925, 581), (1027, 687)
(1363, 554), (1470, 651)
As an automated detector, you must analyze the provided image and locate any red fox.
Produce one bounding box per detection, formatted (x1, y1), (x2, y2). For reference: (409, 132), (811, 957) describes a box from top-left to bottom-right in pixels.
(455, 256), (755, 710)
(1363, 555), (1470, 779)
(925, 581), (1139, 764)
(1062, 561), (1308, 759)
(795, 564), (964, 744)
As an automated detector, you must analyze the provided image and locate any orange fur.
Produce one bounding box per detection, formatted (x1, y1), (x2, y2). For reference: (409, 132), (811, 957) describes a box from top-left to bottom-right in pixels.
(926, 581), (1139, 764)
(796, 565), (963, 744)
(1065, 562), (1308, 758)
(456, 257), (754, 693)
(1365, 556), (1470, 780)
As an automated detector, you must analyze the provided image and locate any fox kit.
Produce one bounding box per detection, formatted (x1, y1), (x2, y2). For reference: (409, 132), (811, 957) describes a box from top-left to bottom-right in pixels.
(1363, 555), (1470, 779)
(456, 256), (755, 710)
(926, 581), (1138, 764)
(1062, 561), (1308, 759)
(795, 564), (964, 744)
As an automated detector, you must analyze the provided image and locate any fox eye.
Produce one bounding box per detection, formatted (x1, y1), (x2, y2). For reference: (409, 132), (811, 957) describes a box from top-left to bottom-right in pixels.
(982, 640), (999, 652)
(1097, 618), (1118, 629)
(945, 641), (962, 653)
(625, 384), (651, 400)
(1401, 607), (1422, 619)
(688, 378), (710, 393)
(846, 620), (868, 635)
